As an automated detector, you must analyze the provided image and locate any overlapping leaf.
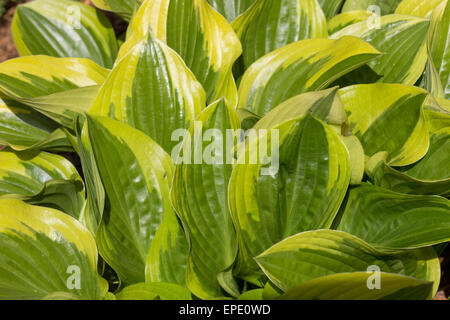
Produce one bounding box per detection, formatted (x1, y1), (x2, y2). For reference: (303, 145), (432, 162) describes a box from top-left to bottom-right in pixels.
(232, 0), (328, 69)
(0, 150), (84, 218)
(328, 11), (373, 34)
(331, 15), (430, 85)
(91, 0), (142, 20)
(86, 116), (187, 286)
(237, 36), (380, 116)
(0, 199), (106, 299)
(119, 0), (242, 106)
(279, 272), (433, 300)
(89, 32), (206, 154)
(229, 113), (350, 283)
(116, 282), (192, 300)
(256, 230), (440, 293)
(12, 0), (118, 68)
(339, 83), (429, 166)
(0, 97), (71, 151)
(337, 184), (450, 249)
(171, 100), (240, 299)
(342, 0), (402, 15)
(395, 0), (444, 17)
(207, 0), (255, 21)
(317, 0), (344, 19)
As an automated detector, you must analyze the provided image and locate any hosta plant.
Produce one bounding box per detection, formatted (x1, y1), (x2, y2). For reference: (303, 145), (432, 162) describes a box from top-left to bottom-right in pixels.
(0, 0), (449, 300)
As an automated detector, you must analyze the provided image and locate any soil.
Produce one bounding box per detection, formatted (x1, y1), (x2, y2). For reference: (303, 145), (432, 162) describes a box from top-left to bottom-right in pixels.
(0, 0), (450, 301)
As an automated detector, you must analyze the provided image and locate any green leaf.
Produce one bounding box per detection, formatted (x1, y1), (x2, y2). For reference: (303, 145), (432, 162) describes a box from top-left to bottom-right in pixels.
(0, 149), (85, 219)
(342, 0), (402, 15)
(338, 83), (430, 166)
(86, 116), (187, 286)
(255, 230), (440, 293)
(229, 114), (350, 282)
(395, 0), (444, 17)
(0, 97), (71, 151)
(19, 86), (100, 130)
(425, 0), (450, 99)
(232, 0), (328, 69)
(317, 0), (344, 19)
(331, 15), (430, 85)
(238, 289), (264, 300)
(279, 272), (433, 300)
(116, 282), (192, 300)
(120, 0), (242, 106)
(12, 0), (118, 68)
(170, 100), (240, 299)
(328, 11), (373, 34)
(207, 0), (256, 21)
(337, 184), (450, 249)
(237, 36), (380, 116)
(0, 56), (109, 99)
(91, 0), (142, 20)
(0, 199), (106, 300)
(89, 32), (206, 154)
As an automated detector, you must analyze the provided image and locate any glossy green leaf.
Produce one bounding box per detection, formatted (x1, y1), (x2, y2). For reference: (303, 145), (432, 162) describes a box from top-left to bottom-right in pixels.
(12, 0), (118, 68)
(207, 0), (256, 21)
(0, 150), (84, 218)
(120, 0), (242, 106)
(237, 36), (380, 116)
(87, 116), (187, 286)
(0, 55), (109, 99)
(238, 289), (264, 300)
(280, 272), (433, 300)
(229, 114), (350, 282)
(116, 282), (192, 300)
(425, 0), (450, 99)
(395, 0), (444, 17)
(232, 0), (328, 69)
(342, 0), (402, 15)
(91, 0), (142, 20)
(90, 32), (206, 154)
(317, 0), (344, 19)
(171, 100), (240, 299)
(0, 97), (71, 151)
(337, 184), (450, 249)
(19, 86), (100, 129)
(0, 199), (106, 300)
(338, 83), (430, 166)
(328, 11), (373, 34)
(331, 15), (429, 85)
(256, 230), (440, 293)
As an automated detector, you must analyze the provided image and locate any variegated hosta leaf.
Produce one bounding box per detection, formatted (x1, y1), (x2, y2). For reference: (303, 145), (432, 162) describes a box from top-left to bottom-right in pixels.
(337, 184), (450, 249)
(0, 56), (109, 99)
(0, 150), (85, 219)
(280, 272), (433, 300)
(0, 97), (71, 151)
(89, 32), (206, 154)
(116, 282), (192, 300)
(425, 0), (450, 99)
(207, 0), (256, 21)
(119, 0), (242, 106)
(395, 0), (444, 17)
(255, 230), (440, 294)
(338, 83), (430, 166)
(317, 0), (344, 19)
(342, 0), (402, 15)
(331, 15), (430, 85)
(171, 100), (240, 299)
(86, 116), (187, 286)
(232, 0), (328, 69)
(91, 0), (143, 20)
(19, 86), (100, 130)
(328, 11), (373, 34)
(0, 199), (106, 299)
(12, 0), (118, 68)
(366, 110), (450, 196)
(228, 114), (350, 283)
(237, 36), (380, 116)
